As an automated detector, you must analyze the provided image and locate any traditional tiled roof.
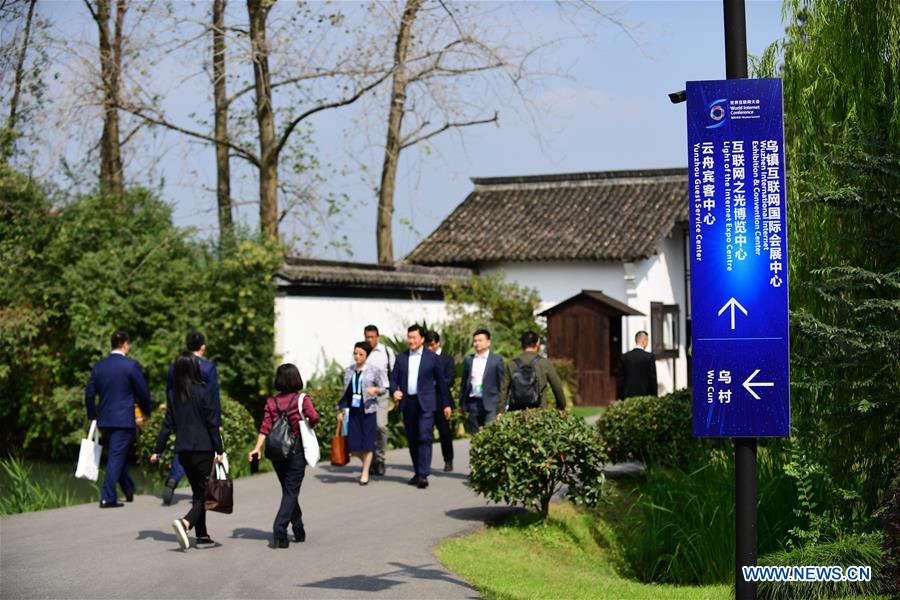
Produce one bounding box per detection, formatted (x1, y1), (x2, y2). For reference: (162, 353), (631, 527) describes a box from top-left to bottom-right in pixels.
(276, 257), (471, 293)
(406, 168), (688, 265)
(539, 290), (645, 317)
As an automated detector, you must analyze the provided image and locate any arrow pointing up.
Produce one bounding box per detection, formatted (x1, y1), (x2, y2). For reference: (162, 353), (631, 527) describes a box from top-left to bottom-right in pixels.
(718, 297), (748, 330)
(743, 369), (774, 400)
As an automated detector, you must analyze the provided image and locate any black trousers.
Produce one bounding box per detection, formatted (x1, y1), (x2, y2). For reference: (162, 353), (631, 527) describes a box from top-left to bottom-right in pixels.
(179, 451), (214, 538)
(271, 451), (306, 541)
(433, 410), (454, 463)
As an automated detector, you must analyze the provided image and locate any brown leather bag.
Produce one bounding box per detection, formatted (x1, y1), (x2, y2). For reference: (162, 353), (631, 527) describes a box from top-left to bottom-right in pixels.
(330, 418), (349, 466)
(204, 462), (233, 514)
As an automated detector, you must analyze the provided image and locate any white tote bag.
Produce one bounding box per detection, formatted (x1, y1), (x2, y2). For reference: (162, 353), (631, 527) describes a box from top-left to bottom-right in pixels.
(75, 420), (102, 481)
(297, 394), (319, 468)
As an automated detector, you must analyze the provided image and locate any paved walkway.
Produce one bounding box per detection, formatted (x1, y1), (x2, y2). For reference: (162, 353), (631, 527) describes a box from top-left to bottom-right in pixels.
(1, 440), (513, 599)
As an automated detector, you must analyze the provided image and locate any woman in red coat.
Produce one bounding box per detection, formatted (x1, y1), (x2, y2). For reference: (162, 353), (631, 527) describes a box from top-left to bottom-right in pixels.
(249, 363), (319, 548)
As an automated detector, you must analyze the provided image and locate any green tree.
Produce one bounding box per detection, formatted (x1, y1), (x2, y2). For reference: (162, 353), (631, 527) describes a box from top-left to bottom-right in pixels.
(441, 273), (544, 361)
(755, 0), (900, 538)
(0, 165), (279, 458)
(201, 234), (281, 421)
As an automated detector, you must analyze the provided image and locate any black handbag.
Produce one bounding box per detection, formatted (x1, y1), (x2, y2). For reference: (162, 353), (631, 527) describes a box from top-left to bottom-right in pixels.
(265, 394), (299, 460)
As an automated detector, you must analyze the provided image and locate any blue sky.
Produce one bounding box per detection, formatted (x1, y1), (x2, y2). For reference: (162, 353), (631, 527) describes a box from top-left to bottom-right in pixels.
(36, 1), (787, 263)
(344, 1), (787, 263)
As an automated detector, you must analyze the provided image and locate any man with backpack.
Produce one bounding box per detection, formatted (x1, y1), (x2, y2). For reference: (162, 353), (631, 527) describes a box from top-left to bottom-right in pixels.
(504, 331), (567, 412)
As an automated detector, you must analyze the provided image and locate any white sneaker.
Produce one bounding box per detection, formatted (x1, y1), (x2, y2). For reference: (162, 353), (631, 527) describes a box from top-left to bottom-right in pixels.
(172, 519), (189, 550)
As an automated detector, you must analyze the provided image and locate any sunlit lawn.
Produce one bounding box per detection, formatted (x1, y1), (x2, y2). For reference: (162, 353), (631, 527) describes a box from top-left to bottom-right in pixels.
(436, 502), (730, 600)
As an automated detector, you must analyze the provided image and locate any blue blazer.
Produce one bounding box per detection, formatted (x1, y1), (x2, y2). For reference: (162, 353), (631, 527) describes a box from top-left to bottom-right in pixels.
(167, 357), (221, 427)
(389, 348), (452, 412)
(459, 352), (507, 412)
(85, 353), (152, 429)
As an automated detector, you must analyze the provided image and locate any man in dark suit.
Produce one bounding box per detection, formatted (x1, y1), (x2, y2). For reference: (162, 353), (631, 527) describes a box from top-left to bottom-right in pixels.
(425, 330), (456, 472)
(390, 324), (451, 489)
(85, 330), (152, 508)
(459, 328), (507, 434)
(617, 330), (658, 399)
(162, 331), (222, 504)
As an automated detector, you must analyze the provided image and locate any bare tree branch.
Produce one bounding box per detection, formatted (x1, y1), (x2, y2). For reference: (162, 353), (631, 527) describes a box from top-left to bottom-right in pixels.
(116, 100), (260, 167)
(274, 68), (394, 160)
(399, 111), (498, 150)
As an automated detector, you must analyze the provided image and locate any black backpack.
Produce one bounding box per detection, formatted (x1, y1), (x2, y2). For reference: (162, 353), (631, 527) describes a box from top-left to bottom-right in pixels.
(507, 356), (541, 411)
(265, 394), (299, 460)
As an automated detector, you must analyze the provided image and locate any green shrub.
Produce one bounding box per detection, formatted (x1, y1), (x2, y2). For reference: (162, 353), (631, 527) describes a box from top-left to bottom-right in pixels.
(596, 389), (722, 467)
(877, 472), (900, 598)
(611, 448), (800, 585)
(757, 534), (890, 600)
(0, 171), (279, 460)
(469, 409), (607, 522)
(137, 395), (257, 480)
(0, 455), (75, 515)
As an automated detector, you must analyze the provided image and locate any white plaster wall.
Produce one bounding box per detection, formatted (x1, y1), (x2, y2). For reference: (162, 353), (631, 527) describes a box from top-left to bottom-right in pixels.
(479, 238), (689, 395)
(479, 262), (627, 312)
(274, 295), (449, 377)
(622, 230), (689, 395)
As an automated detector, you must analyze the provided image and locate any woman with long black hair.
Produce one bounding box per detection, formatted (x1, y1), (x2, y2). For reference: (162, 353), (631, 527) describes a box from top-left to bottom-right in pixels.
(151, 351), (224, 551)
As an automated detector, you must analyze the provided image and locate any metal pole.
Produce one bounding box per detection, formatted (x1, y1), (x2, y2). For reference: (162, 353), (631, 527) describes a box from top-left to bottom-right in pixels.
(723, 1), (756, 598)
(724, 0), (749, 79)
(735, 438), (757, 598)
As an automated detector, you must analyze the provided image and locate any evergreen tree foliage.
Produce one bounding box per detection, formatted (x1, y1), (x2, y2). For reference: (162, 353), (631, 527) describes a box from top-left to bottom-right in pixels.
(755, 0), (900, 537)
(0, 165), (280, 458)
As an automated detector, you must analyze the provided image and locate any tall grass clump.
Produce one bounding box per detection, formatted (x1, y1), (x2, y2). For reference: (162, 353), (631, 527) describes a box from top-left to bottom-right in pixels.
(0, 456), (77, 515)
(757, 534), (890, 599)
(613, 448), (800, 585)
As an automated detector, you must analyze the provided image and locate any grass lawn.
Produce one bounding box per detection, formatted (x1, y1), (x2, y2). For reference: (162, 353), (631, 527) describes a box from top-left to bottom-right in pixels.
(0, 456), (175, 514)
(435, 501), (730, 600)
(1, 450), (274, 514)
(571, 406), (604, 419)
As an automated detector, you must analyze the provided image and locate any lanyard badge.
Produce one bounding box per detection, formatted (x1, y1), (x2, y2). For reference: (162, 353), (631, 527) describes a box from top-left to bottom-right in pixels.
(352, 372), (363, 408)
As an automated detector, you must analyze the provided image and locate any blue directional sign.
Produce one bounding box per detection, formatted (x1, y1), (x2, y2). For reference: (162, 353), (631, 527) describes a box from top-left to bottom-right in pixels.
(686, 78), (790, 437)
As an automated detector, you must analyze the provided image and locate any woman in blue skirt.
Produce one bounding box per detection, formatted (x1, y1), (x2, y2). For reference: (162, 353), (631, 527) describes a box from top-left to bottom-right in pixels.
(337, 341), (388, 484)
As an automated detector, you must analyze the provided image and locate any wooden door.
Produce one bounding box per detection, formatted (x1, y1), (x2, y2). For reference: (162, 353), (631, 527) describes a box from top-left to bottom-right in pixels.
(575, 311), (607, 406)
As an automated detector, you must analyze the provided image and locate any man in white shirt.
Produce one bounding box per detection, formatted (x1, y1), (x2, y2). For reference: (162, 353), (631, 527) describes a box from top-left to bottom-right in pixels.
(364, 324), (393, 476)
(389, 324), (451, 488)
(459, 328), (507, 434)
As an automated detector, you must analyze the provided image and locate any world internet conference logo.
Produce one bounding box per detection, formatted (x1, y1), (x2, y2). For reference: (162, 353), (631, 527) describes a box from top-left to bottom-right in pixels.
(706, 98), (728, 129)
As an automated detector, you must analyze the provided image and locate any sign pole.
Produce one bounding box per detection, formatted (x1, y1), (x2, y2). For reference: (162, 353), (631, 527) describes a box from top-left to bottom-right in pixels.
(723, 2), (757, 598)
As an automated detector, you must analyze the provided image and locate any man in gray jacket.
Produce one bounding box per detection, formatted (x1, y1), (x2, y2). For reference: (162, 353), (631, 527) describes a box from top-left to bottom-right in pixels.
(459, 329), (506, 434)
(363, 324), (393, 476)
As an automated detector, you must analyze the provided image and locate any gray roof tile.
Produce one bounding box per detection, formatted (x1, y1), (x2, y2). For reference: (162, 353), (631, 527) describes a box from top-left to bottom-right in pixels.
(276, 258), (471, 292)
(406, 168), (688, 265)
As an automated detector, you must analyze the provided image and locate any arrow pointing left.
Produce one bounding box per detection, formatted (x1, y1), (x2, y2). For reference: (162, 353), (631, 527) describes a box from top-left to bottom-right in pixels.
(743, 369), (774, 400)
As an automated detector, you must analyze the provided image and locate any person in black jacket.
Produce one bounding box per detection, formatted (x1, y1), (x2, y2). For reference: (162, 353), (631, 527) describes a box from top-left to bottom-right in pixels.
(617, 331), (658, 399)
(425, 331), (456, 472)
(151, 352), (224, 551)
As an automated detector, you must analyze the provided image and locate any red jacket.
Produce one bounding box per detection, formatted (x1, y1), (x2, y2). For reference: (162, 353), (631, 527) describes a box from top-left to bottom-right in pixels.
(259, 393), (319, 437)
